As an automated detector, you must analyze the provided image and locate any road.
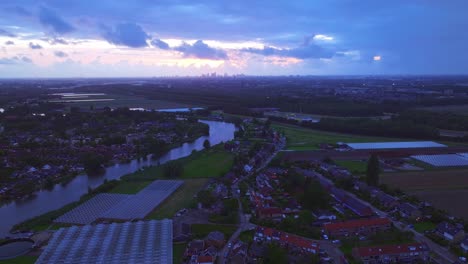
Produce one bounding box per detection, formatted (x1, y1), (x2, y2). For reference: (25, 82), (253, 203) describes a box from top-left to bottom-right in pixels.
(312, 172), (458, 264)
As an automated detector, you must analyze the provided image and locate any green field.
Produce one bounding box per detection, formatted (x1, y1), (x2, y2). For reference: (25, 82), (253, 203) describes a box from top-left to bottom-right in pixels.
(335, 160), (368, 175)
(272, 123), (399, 150)
(413, 222), (436, 233)
(146, 179), (209, 219)
(191, 224), (237, 239)
(123, 147), (234, 181)
(0, 256), (37, 264)
(417, 105), (468, 115)
(108, 181), (152, 194)
(173, 243), (187, 264)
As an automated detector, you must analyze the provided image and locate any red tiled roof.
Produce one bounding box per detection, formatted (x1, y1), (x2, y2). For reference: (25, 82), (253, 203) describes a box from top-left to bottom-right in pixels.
(324, 218), (391, 232)
(197, 255), (215, 263)
(258, 207), (282, 215)
(354, 243), (428, 257)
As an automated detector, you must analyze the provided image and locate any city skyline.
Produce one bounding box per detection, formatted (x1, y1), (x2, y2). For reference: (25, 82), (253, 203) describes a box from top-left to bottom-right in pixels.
(1, 1), (468, 77)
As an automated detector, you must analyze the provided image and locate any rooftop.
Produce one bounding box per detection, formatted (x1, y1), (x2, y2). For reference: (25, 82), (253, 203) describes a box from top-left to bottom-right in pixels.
(354, 243), (429, 257)
(346, 141), (447, 150)
(324, 218), (391, 231)
(36, 220), (173, 264)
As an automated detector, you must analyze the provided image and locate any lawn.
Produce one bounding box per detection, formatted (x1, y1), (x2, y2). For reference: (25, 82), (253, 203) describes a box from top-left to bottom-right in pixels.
(173, 243), (187, 264)
(191, 224), (237, 239)
(108, 181), (152, 194)
(335, 160), (368, 175)
(146, 178), (209, 219)
(0, 256), (37, 264)
(272, 123), (400, 150)
(122, 147), (234, 181)
(414, 222), (437, 233)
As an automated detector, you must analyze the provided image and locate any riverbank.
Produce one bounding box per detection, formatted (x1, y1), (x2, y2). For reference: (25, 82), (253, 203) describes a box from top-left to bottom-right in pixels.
(10, 144), (234, 234)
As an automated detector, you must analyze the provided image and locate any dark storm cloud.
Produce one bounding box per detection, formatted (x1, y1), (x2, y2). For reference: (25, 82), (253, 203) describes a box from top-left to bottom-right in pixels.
(54, 50), (68, 57)
(0, 28), (16, 37)
(102, 22), (149, 48)
(151, 39), (170, 50)
(29, 42), (43, 49)
(39, 6), (75, 34)
(5, 41), (14, 45)
(174, 40), (227, 60)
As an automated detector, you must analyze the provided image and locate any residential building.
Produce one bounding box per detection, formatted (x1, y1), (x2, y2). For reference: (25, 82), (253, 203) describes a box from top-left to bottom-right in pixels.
(352, 243), (430, 264)
(398, 202), (422, 219)
(254, 226), (319, 254)
(436, 222), (465, 243)
(323, 218), (392, 237)
(461, 237), (468, 253)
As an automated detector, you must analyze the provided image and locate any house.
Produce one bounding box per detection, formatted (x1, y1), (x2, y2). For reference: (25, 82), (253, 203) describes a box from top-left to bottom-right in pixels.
(436, 222), (465, 243)
(330, 188), (374, 217)
(229, 241), (248, 264)
(205, 231), (226, 248)
(352, 243), (430, 264)
(257, 207), (283, 220)
(398, 202), (422, 219)
(323, 218), (392, 237)
(249, 242), (267, 260)
(461, 237), (468, 253)
(313, 210), (337, 221)
(254, 226), (319, 254)
(371, 190), (400, 209)
(195, 255), (215, 264)
(185, 240), (205, 257)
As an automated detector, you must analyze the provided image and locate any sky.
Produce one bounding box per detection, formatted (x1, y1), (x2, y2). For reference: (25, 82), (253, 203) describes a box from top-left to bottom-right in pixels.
(0, 0), (467, 77)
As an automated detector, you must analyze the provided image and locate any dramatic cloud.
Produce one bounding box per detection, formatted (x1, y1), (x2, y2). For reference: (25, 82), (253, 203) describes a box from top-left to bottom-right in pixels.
(0, 56), (32, 65)
(5, 41), (14, 45)
(54, 51), (68, 57)
(243, 43), (334, 59)
(39, 6), (75, 34)
(174, 40), (227, 60)
(102, 23), (149, 48)
(151, 39), (170, 50)
(0, 28), (16, 37)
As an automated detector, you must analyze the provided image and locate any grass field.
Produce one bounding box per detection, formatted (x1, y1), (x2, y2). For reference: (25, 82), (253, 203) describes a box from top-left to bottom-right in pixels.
(413, 222), (437, 233)
(335, 160), (368, 175)
(410, 189), (468, 220)
(272, 123), (400, 150)
(146, 179), (208, 219)
(108, 181), (152, 194)
(173, 243), (187, 264)
(381, 169), (468, 191)
(191, 224), (237, 239)
(0, 256), (37, 264)
(417, 105), (468, 115)
(122, 148), (234, 181)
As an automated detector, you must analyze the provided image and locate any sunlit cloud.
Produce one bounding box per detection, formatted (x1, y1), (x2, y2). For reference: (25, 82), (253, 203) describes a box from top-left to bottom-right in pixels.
(313, 34), (334, 42)
(373, 55), (381, 61)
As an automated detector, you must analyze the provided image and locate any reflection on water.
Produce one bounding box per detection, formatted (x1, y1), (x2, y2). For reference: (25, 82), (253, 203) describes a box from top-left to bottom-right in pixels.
(0, 120), (235, 237)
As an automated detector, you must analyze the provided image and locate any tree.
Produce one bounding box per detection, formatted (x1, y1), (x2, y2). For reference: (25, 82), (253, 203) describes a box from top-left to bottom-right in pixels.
(264, 244), (288, 264)
(302, 179), (330, 210)
(366, 154), (380, 186)
(197, 190), (215, 207)
(203, 139), (211, 149)
(163, 162), (184, 178)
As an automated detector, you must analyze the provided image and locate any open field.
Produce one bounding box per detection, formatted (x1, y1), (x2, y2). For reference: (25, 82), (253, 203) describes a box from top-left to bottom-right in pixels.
(0, 256), (37, 264)
(146, 179), (209, 219)
(123, 147), (234, 181)
(173, 243), (187, 264)
(272, 123), (401, 150)
(381, 169), (468, 191)
(108, 181), (152, 194)
(410, 189), (468, 220)
(335, 160), (367, 175)
(417, 105), (468, 115)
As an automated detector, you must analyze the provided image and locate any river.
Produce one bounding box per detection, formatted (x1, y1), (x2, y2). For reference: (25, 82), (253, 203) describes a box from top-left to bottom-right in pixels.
(0, 120), (235, 237)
